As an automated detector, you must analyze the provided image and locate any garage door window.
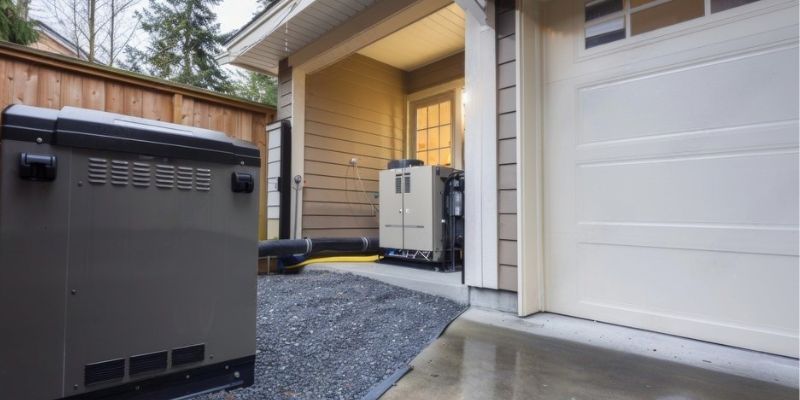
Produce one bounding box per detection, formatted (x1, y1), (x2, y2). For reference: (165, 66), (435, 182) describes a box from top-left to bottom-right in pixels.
(585, 0), (764, 49)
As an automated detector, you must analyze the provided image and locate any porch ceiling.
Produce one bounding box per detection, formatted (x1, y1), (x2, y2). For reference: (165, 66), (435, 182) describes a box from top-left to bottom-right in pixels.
(219, 0), (380, 75)
(356, 3), (465, 71)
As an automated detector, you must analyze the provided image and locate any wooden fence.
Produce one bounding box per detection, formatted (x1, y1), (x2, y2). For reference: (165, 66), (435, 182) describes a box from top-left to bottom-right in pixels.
(0, 41), (276, 239)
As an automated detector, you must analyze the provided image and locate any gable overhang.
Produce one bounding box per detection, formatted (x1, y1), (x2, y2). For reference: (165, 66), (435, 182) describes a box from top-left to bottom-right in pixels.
(219, 0), (381, 75)
(219, 0), (478, 75)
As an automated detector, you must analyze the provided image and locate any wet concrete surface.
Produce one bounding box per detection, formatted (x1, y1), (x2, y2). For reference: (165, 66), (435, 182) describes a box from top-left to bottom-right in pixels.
(382, 318), (798, 400)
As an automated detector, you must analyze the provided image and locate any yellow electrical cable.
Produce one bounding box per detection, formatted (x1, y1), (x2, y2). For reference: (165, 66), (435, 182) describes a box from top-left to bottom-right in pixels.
(284, 255), (382, 269)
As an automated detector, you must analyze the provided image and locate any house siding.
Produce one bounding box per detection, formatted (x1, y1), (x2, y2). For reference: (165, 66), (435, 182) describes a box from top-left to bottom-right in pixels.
(277, 58), (292, 121)
(405, 51), (465, 93)
(497, 0), (518, 292)
(303, 54), (405, 238)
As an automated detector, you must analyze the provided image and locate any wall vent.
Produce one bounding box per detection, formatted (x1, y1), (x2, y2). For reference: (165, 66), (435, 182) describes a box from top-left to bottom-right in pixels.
(171, 344), (205, 366)
(84, 358), (125, 385)
(129, 351), (168, 376)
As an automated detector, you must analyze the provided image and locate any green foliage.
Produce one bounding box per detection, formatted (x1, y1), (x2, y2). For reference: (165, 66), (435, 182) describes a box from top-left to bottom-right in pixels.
(228, 69), (277, 106)
(129, 0), (230, 92)
(0, 0), (38, 45)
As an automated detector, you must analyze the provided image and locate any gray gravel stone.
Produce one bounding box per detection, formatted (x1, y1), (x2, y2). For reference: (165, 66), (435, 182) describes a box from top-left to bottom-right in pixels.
(196, 270), (466, 400)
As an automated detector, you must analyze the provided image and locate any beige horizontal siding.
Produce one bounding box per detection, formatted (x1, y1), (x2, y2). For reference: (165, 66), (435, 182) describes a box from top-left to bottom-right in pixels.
(303, 54), (405, 238)
(406, 51), (465, 92)
(497, 3), (518, 291)
(277, 59), (292, 121)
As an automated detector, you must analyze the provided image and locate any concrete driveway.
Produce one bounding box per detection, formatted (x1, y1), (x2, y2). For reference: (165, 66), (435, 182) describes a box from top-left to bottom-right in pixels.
(382, 314), (798, 400)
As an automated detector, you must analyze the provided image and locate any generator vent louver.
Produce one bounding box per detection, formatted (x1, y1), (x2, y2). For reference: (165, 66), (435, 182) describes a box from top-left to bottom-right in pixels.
(129, 351), (168, 376)
(176, 166), (193, 190)
(84, 358), (125, 385)
(131, 162), (151, 188)
(87, 160), (211, 192)
(171, 344), (205, 366)
(87, 158), (108, 185)
(195, 168), (211, 191)
(155, 165), (175, 189)
(110, 160), (129, 186)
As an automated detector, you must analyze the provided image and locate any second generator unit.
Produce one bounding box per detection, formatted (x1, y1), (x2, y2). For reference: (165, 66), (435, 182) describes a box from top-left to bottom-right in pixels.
(379, 160), (464, 269)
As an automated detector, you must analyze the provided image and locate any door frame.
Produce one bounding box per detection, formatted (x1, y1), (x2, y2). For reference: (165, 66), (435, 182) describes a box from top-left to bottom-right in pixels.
(516, 0), (546, 316)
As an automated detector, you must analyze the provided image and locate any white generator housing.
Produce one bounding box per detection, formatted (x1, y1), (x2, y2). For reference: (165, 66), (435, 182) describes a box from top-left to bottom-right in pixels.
(379, 165), (455, 262)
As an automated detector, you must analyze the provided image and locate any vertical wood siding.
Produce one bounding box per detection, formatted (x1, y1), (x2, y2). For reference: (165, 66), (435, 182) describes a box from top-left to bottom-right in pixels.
(303, 54), (405, 238)
(496, 0), (518, 292)
(0, 44), (275, 239)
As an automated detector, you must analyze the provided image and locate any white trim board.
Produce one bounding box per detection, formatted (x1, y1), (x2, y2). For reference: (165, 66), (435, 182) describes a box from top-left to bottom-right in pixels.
(464, 6), (498, 289)
(516, 0), (545, 315)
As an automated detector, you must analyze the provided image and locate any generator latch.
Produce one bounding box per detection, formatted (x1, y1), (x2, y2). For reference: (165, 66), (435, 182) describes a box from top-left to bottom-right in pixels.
(18, 153), (57, 181)
(231, 172), (254, 193)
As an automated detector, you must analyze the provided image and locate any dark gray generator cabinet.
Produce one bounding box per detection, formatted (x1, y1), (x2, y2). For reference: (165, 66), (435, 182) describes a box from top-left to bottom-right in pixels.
(0, 105), (260, 399)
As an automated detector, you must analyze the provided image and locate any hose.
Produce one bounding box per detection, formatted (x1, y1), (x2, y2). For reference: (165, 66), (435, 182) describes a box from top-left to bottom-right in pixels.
(283, 255), (383, 270)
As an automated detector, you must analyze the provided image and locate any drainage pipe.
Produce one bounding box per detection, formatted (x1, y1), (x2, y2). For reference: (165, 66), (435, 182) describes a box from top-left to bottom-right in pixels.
(258, 237), (380, 258)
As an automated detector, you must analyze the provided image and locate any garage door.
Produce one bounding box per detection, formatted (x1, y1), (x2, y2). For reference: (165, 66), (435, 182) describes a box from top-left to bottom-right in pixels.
(541, 0), (798, 356)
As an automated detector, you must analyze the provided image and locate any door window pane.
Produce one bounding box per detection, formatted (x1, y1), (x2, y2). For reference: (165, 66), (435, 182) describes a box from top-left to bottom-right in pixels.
(428, 103), (440, 127)
(429, 127), (440, 149)
(631, 0), (704, 36)
(441, 125), (452, 147)
(416, 107), (427, 130)
(413, 98), (454, 166)
(417, 130), (427, 151)
(440, 101), (451, 124)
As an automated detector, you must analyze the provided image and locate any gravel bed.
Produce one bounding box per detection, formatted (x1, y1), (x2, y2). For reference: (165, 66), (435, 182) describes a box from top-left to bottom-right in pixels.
(197, 270), (467, 400)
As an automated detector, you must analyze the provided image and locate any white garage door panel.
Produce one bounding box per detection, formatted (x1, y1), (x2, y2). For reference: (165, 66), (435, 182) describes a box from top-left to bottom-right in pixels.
(579, 45), (799, 144)
(578, 151), (799, 241)
(542, 0), (799, 356)
(576, 244), (799, 355)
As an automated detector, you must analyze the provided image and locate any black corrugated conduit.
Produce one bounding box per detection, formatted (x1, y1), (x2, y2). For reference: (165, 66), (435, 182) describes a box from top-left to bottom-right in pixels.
(258, 237), (380, 258)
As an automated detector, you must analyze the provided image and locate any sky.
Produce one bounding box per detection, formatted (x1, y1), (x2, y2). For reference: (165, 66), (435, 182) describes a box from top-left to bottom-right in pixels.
(214, 0), (261, 34)
(29, 0), (261, 75)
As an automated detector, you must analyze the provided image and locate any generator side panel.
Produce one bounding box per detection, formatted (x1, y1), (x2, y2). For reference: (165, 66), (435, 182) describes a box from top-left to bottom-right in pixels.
(378, 169), (404, 249)
(0, 140), (71, 400)
(62, 149), (258, 395)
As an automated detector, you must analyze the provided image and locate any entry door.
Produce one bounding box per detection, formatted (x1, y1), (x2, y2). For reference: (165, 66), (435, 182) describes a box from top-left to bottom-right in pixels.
(540, 0), (798, 356)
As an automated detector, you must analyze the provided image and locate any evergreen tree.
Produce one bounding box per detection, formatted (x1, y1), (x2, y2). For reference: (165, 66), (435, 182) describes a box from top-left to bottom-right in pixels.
(229, 69), (277, 106)
(132, 0), (229, 92)
(0, 0), (38, 45)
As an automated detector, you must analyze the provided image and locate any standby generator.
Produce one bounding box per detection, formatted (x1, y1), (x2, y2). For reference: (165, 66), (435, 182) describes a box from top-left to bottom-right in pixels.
(0, 105), (259, 399)
(379, 160), (464, 270)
